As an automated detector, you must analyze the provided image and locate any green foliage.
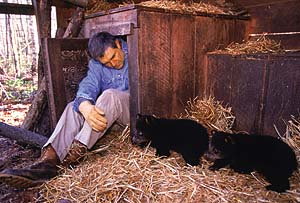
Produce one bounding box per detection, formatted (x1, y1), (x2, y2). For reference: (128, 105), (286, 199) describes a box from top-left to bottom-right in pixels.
(3, 78), (37, 102)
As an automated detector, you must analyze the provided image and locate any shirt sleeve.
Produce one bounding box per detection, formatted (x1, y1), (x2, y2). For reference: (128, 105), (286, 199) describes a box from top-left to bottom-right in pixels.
(73, 59), (102, 112)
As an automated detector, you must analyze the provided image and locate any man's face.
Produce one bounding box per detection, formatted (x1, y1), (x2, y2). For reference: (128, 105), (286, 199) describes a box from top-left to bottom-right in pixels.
(98, 39), (125, 69)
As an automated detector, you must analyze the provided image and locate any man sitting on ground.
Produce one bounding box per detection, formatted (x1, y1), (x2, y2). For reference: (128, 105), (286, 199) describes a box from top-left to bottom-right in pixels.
(0, 31), (130, 188)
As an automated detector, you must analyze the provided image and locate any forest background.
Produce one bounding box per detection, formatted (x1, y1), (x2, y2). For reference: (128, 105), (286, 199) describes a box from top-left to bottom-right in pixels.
(0, 0), (56, 106)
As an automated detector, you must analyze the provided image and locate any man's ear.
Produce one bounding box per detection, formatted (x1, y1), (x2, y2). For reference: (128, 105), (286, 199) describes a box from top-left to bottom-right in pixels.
(115, 39), (122, 49)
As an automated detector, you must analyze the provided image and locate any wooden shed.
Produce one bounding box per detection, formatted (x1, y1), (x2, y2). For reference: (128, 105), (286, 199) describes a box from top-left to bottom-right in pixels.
(44, 4), (249, 137)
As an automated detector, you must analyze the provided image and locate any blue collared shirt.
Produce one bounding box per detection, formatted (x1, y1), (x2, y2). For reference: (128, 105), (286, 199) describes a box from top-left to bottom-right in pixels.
(73, 39), (129, 112)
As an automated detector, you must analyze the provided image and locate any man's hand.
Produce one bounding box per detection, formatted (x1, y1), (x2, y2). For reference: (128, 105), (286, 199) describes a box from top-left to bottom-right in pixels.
(79, 101), (108, 132)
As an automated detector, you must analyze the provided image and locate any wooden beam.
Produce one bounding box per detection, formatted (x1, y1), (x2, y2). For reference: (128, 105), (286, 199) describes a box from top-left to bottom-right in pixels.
(63, 0), (88, 8)
(0, 3), (34, 15)
(63, 7), (85, 38)
(235, 0), (297, 8)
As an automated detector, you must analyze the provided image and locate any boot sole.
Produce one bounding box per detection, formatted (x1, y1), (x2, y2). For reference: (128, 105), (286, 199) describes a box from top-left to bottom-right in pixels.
(0, 173), (46, 189)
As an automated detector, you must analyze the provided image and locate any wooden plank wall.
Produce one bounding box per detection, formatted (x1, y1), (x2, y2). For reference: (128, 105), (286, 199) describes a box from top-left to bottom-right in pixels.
(138, 11), (248, 117)
(206, 54), (266, 134)
(236, 0), (300, 33)
(206, 53), (300, 136)
(138, 11), (174, 117)
(194, 17), (248, 99)
(170, 14), (195, 116)
(263, 54), (300, 135)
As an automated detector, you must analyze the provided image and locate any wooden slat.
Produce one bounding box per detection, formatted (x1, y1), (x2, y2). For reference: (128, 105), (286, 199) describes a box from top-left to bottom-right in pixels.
(194, 16), (248, 98)
(83, 8), (138, 37)
(90, 23), (133, 37)
(170, 14), (195, 116)
(138, 11), (172, 117)
(247, 0), (300, 33)
(127, 28), (140, 138)
(206, 52), (300, 137)
(43, 38), (65, 128)
(263, 53), (300, 136)
(0, 3), (34, 15)
(236, 0), (296, 8)
(206, 54), (267, 135)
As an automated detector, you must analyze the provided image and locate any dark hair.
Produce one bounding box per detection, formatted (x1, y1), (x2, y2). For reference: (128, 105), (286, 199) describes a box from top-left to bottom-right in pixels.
(88, 32), (117, 60)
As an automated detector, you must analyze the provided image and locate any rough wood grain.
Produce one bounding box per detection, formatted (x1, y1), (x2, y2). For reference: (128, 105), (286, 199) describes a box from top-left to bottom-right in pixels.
(0, 122), (47, 148)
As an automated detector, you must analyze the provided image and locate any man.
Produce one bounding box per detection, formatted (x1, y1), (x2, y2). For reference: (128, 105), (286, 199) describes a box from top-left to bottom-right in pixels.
(0, 32), (130, 188)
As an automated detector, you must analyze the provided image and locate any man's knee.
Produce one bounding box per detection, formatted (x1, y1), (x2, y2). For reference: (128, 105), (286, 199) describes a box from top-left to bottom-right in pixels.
(97, 89), (128, 103)
(66, 101), (74, 108)
(101, 89), (119, 97)
(65, 101), (75, 113)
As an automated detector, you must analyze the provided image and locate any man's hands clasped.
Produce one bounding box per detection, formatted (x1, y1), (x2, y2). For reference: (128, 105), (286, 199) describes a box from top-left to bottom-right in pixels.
(79, 101), (108, 132)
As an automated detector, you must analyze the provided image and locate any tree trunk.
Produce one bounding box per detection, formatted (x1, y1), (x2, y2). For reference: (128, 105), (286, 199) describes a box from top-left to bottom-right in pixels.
(21, 0), (53, 136)
(0, 122), (47, 148)
(63, 7), (84, 38)
(21, 78), (47, 131)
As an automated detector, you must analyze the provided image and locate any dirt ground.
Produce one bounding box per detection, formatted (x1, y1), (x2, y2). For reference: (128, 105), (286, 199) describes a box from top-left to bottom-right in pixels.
(0, 103), (41, 203)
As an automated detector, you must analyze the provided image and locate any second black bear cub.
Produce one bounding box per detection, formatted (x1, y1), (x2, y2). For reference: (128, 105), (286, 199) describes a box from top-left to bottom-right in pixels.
(209, 130), (298, 193)
(134, 114), (209, 166)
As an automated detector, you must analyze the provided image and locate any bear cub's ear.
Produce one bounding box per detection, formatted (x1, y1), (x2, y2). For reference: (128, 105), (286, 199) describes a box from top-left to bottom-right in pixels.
(136, 113), (142, 119)
(224, 135), (235, 144)
(145, 115), (157, 126)
(211, 130), (217, 136)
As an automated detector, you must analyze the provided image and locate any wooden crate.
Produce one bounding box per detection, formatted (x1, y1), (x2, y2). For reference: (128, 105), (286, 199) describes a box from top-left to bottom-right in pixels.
(83, 5), (249, 137)
(206, 52), (300, 136)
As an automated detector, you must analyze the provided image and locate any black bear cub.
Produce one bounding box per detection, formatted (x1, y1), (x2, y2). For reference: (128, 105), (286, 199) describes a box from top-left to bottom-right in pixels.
(208, 130), (298, 193)
(134, 114), (209, 166)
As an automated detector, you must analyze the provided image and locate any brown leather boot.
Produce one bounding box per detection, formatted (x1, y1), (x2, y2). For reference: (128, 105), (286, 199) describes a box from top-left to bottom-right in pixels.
(61, 140), (88, 168)
(0, 145), (60, 189)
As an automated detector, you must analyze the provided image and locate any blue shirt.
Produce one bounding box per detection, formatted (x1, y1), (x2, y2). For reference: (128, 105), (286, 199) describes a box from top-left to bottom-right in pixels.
(73, 39), (129, 112)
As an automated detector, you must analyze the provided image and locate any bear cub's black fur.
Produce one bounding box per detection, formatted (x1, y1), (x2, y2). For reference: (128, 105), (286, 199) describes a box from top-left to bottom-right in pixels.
(135, 114), (209, 166)
(208, 130), (298, 193)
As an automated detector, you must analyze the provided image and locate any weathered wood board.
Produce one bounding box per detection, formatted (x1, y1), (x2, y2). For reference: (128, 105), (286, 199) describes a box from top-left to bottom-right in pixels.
(207, 52), (300, 136)
(43, 38), (89, 129)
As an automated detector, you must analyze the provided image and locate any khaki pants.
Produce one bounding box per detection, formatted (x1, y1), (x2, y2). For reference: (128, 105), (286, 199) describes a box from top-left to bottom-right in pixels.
(44, 89), (130, 161)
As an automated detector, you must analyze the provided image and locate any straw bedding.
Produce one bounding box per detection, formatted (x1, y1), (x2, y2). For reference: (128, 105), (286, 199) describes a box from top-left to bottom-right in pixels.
(137, 0), (226, 15)
(38, 97), (300, 203)
(213, 35), (285, 55)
